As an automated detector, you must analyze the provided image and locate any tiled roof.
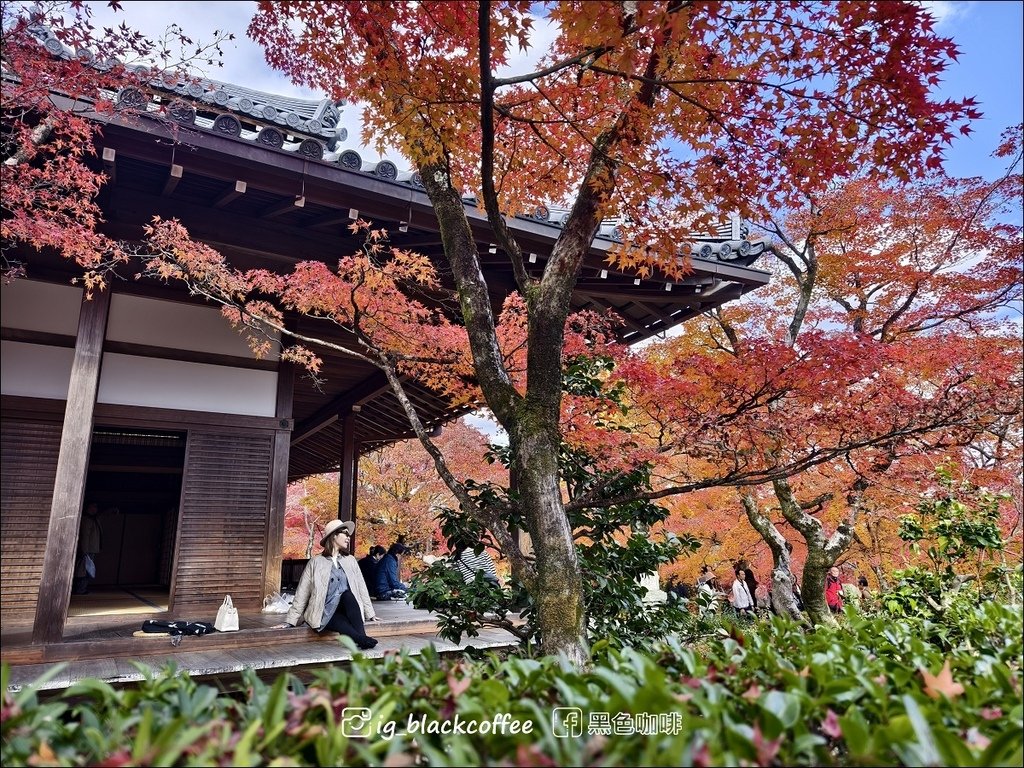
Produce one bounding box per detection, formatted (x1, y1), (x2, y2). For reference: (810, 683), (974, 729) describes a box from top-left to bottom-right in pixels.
(36, 27), (767, 268)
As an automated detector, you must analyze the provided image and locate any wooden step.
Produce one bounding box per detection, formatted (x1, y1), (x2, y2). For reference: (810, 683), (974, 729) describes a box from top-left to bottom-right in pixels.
(6, 627), (523, 693)
(1, 615), (441, 667)
(1, 606), (448, 671)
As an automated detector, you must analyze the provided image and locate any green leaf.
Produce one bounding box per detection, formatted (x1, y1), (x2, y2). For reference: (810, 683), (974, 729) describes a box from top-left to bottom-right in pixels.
(760, 690), (801, 730)
(902, 695), (941, 766)
(979, 726), (1024, 767)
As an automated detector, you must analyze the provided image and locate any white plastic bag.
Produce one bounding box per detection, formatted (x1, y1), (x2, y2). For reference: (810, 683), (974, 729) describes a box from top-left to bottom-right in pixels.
(261, 592), (292, 614)
(83, 553), (96, 579)
(214, 594), (239, 631)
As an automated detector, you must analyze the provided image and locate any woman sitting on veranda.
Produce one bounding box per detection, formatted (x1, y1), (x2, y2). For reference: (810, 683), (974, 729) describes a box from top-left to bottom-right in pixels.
(272, 519), (379, 649)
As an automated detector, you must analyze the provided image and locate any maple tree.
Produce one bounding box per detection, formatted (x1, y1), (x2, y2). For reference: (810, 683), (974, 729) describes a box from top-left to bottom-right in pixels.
(356, 419), (509, 557)
(283, 475), (338, 561)
(624, 129), (1023, 624)
(236, 0), (990, 658)
(4, 1), (987, 660)
(167, 0), (980, 659)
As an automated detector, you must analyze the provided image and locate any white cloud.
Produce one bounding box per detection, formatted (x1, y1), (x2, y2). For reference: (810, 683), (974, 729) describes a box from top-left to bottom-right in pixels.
(462, 410), (508, 446)
(919, 0), (971, 29)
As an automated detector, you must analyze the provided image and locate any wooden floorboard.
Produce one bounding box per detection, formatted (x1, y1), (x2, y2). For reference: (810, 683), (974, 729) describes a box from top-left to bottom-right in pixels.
(5, 627), (522, 692)
(0, 599), (475, 665)
(3, 597), (524, 692)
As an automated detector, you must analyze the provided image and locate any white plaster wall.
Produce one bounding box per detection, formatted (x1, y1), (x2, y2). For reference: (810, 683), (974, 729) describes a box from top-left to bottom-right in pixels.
(97, 353), (278, 417)
(0, 280), (82, 335)
(0, 341), (75, 399)
(107, 294), (280, 359)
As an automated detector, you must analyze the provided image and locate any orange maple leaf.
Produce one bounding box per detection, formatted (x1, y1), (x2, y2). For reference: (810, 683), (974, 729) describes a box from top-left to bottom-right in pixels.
(920, 660), (965, 700)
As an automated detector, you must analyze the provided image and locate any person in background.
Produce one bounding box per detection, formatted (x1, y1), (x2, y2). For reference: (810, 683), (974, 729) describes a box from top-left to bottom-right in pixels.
(73, 502), (104, 595)
(853, 574), (875, 610)
(696, 564), (713, 588)
(451, 535), (500, 585)
(825, 566), (844, 613)
(857, 575), (871, 600)
(737, 559), (760, 611)
(731, 566), (755, 617)
(272, 520), (379, 649)
(376, 540), (410, 600)
(697, 572), (724, 615)
(666, 576), (692, 601)
(358, 545), (386, 598)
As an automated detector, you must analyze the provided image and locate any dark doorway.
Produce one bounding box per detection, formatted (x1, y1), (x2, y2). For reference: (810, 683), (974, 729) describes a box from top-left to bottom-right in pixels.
(79, 428), (186, 607)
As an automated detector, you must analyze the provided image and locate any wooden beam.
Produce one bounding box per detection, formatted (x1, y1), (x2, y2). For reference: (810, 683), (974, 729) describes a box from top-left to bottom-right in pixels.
(577, 293), (649, 336)
(32, 289), (111, 644)
(338, 410), (358, 525)
(264, 363), (294, 599)
(633, 299), (680, 325)
(161, 163), (183, 197)
(101, 340), (278, 371)
(261, 196), (306, 219)
(291, 371), (390, 446)
(105, 188), (346, 262)
(307, 211), (357, 229)
(0, 328), (77, 348)
(214, 180), (246, 208)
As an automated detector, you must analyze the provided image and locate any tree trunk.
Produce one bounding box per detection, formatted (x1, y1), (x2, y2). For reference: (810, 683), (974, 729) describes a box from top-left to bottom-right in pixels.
(773, 479), (841, 626)
(871, 563), (889, 592)
(801, 551), (833, 625)
(417, 162), (590, 663)
(516, 426), (586, 663)
(741, 494), (805, 622)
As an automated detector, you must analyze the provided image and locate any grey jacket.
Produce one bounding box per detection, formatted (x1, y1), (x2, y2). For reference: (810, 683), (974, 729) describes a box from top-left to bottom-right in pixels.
(285, 554), (376, 629)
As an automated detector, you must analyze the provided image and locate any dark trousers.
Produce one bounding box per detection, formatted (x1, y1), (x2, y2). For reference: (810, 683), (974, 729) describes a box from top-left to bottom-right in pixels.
(322, 589), (377, 649)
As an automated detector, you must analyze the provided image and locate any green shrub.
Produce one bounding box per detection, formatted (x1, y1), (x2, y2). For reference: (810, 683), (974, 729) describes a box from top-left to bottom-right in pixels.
(4, 602), (1021, 766)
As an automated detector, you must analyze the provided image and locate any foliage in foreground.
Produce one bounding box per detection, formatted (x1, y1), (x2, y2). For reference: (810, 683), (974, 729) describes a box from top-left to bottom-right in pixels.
(3, 600), (1021, 767)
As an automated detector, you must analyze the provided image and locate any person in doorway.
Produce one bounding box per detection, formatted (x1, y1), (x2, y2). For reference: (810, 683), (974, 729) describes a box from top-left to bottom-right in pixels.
(825, 566), (844, 613)
(358, 545), (386, 597)
(272, 520), (379, 649)
(73, 502), (103, 595)
(376, 539), (410, 600)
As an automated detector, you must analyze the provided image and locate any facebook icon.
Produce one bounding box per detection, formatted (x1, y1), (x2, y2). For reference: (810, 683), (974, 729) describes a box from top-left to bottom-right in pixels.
(552, 707), (584, 738)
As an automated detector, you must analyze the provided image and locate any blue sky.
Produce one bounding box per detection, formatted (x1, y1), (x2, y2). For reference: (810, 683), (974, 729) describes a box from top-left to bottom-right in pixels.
(80, 0), (1024, 183)
(924, 1), (1024, 181)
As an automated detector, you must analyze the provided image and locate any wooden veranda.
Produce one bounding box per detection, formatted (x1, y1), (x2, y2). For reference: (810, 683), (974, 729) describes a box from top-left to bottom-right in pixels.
(2, 600), (521, 693)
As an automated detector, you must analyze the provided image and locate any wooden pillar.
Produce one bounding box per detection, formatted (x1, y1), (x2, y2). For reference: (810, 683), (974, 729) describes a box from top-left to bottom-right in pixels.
(337, 408), (358, 546)
(32, 289), (111, 644)
(264, 362), (294, 598)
